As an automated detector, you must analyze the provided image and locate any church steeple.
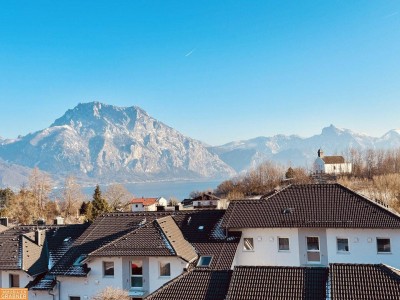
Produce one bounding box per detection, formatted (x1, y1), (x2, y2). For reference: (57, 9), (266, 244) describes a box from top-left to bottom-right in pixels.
(318, 148), (324, 158)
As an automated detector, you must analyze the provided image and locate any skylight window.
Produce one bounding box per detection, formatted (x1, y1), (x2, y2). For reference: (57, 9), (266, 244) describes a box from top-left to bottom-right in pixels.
(73, 255), (86, 266)
(243, 238), (254, 251)
(197, 256), (212, 267)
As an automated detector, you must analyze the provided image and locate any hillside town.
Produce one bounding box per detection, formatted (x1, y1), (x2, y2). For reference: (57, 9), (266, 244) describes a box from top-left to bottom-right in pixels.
(1, 2), (400, 299)
(0, 149), (400, 299)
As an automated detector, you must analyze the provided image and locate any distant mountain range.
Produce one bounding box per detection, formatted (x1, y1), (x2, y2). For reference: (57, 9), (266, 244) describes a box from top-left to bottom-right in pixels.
(0, 102), (399, 188)
(209, 125), (400, 172)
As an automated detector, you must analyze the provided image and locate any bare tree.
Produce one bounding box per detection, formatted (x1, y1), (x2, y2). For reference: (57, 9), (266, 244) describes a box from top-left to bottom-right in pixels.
(104, 184), (132, 211)
(29, 167), (53, 219)
(92, 287), (130, 300)
(61, 176), (85, 220)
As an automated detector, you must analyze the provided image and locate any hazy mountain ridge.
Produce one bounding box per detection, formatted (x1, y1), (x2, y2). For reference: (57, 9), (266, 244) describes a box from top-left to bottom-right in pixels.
(0, 102), (235, 187)
(0, 103), (399, 189)
(209, 125), (400, 172)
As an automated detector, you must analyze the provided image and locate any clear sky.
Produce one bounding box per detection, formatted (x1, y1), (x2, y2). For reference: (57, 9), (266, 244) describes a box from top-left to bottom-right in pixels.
(0, 1), (399, 145)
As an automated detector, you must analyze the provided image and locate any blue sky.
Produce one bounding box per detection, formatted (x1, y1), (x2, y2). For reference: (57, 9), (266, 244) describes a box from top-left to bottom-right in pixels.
(0, 1), (399, 145)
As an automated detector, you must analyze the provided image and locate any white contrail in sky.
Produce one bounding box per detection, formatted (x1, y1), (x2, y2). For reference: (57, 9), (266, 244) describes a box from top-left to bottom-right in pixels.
(383, 11), (398, 19)
(185, 48), (196, 57)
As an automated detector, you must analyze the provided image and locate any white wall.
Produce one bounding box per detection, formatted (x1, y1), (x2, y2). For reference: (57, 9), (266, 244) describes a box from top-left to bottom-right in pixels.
(0, 270), (32, 289)
(57, 256), (188, 299)
(132, 203), (144, 212)
(324, 163), (352, 174)
(233, 228), (300, 267)
(326, 228), (400, 268)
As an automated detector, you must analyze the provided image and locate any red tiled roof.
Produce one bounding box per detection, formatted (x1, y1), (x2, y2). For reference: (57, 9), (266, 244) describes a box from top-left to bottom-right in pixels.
(131, 197), (158, 206)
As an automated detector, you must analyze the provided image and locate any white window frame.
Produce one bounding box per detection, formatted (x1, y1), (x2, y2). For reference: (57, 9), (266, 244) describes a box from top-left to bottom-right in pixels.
(336, 237), (350, 253)
(278, 237), (290, 252)
(243, 237), (254, 251)
(377, 237), (391, 254)
(131, 260), (143, 289)
(306, 236), (321, 263)
(159, 261), (171, 277)
(197, 256), (213, 267)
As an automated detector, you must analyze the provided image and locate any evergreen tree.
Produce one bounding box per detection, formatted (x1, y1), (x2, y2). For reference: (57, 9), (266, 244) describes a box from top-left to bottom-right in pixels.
(91, 185), (110, 221)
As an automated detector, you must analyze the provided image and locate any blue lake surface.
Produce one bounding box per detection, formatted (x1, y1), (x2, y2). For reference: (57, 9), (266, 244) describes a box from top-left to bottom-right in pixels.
(83, 180), (221, 201)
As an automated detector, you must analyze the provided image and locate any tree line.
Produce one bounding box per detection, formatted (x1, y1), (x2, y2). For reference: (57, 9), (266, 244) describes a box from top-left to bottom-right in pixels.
(0, 167), (133, 225)
(206, 147), (400, 213)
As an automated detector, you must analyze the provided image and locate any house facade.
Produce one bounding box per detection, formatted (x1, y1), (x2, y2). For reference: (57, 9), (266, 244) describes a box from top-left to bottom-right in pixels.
(223, 184), (400, 269)
(131, 197), (168, 212)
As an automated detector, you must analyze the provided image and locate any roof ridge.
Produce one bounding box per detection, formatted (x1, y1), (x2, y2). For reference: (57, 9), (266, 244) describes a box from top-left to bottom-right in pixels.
(381, 264), (400, 279)
(336, 183), (400, 220)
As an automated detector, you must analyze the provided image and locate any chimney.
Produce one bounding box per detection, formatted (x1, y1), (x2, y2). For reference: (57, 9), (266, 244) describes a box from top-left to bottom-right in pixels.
(35, 230), (45, 246)
(0, 217), (8, 227)
(318, 149), (324, 158)
(53, 216), (64, 225)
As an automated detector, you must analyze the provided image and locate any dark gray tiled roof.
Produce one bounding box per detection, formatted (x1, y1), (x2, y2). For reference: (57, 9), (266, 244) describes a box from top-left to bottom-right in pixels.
(226, 266), (328, 300)
(89, 222), (174, 257)
(50, 210), (239, 276)
(222, 184), (400, 228)
(330, 264), (400, 299)
(145, 269), (232, 300)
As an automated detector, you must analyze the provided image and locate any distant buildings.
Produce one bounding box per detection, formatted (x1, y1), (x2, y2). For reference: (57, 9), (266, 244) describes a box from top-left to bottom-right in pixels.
(131, 197), (168, 212)
(314, 148), (352, 174)
(0, 184), (399, 299)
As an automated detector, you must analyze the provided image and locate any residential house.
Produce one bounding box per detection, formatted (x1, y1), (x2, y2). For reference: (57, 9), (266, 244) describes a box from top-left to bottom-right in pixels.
(21, 210), (240, 299)
(222, 184), (400, 269)
(314, 149), (352, 174)
(131, 197), (168, 212)
(0, 224), (89, 300)
(191, 193), (226, 209)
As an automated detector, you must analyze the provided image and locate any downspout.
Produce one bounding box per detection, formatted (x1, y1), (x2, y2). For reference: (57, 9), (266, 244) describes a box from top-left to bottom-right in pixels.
(48, 279), (59, 300)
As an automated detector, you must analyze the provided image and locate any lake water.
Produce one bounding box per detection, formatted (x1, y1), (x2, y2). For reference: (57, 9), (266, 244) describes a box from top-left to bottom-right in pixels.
(83, 180), (221, 200)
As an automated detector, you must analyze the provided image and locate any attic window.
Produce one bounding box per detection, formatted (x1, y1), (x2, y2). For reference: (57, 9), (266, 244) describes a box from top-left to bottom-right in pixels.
(73, 255), (86, 266)
(63, 237), (71, 243)
(198, 226), (204, 231)
(197, 256), (212, 267)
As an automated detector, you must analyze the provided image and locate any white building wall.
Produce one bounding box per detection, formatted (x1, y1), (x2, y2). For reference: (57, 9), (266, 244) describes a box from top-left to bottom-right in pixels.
(57, 256), (187, 299)
(324, 163), (352, 174)
(0, 270), (32, 289)
(147, 257), (187, 292)
(326, 228), (400, 269)
(132, 203), (144, 212)
(233, 228), (300, 267)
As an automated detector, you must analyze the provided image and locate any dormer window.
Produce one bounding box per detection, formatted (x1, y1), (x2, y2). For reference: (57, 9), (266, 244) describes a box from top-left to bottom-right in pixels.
(197, 256), (212, 267)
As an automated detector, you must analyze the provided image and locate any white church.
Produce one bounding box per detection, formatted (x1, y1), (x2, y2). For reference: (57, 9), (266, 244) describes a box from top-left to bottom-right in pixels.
(314, 149), (352, 174)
